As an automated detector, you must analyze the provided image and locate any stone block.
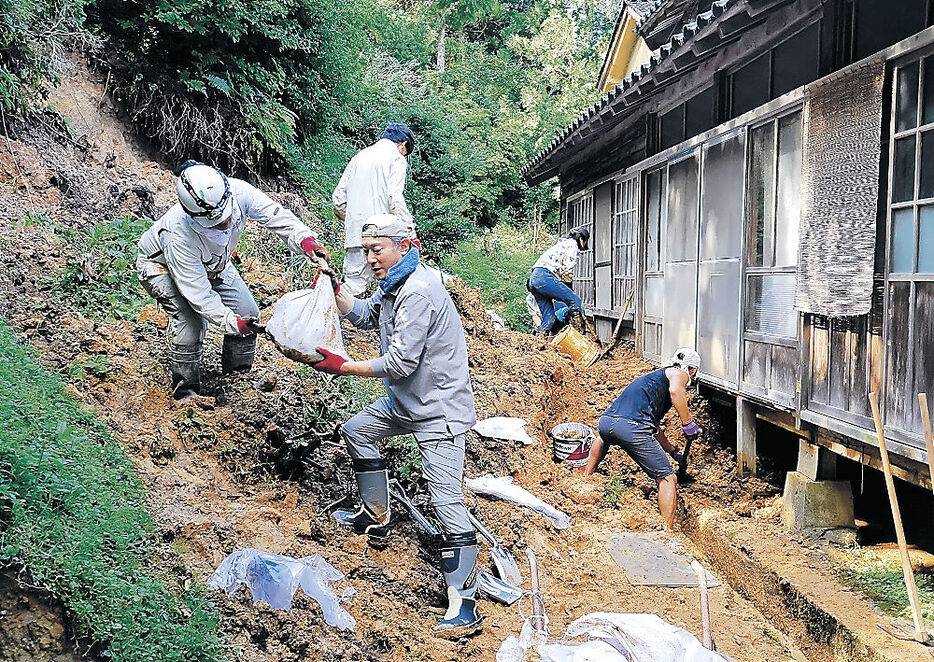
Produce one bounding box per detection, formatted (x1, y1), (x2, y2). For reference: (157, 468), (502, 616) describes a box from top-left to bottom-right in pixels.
(782, 471), (855, 532)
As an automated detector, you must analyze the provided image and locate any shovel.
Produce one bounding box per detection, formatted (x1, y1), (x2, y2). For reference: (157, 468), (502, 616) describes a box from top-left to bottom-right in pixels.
(389, 480), (441, 538)
(467, 510), (523, 587)
(389, 481), (522, 605)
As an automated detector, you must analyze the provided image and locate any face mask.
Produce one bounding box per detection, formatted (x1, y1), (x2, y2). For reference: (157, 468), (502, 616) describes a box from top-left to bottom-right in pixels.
(189, 219), (231, 245)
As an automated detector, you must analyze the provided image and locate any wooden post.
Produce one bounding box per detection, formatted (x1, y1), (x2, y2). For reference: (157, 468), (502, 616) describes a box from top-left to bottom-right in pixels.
(736, 397), (757, 476)
(919, 394), (934, 492)
(869, 392), (928, 643)
(691, 560), (713, 650)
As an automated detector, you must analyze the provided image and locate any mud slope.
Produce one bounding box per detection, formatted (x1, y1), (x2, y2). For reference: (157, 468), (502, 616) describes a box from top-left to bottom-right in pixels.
(0, 56), (802, 661)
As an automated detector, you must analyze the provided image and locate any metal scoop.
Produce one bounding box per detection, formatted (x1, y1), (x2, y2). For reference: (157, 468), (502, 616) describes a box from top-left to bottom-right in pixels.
(467, 510), (522, 587)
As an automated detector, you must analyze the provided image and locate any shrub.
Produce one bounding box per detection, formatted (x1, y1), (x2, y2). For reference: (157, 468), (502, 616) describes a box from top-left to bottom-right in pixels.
(0, 322), (222, 661)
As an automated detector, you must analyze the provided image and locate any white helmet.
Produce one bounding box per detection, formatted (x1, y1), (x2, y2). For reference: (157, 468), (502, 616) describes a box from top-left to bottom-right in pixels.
(667, 347), (701, 371)
(176, 163), (233, 227)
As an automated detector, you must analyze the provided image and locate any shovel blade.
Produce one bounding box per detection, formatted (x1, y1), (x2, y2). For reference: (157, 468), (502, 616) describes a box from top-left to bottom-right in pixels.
(477, 571), (522, 605)
(491, 548), (523, 587)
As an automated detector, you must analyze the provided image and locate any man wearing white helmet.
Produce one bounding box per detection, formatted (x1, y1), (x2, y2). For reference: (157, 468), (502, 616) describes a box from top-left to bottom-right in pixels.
(311, 213), (481, 639)
(137, 161), (327, 400)
(584, 348), (703, 529)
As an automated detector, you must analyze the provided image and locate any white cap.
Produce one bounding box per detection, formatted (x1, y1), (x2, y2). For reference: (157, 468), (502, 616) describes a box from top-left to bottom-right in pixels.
(667, 347), (701, 371)
(361, 213), (414, 239)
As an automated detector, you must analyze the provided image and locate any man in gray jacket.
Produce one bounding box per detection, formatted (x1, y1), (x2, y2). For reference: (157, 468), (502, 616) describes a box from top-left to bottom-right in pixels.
(137, 162), (326, 400)
(312, 213), (481, 638)
(332, 123), (417, 296)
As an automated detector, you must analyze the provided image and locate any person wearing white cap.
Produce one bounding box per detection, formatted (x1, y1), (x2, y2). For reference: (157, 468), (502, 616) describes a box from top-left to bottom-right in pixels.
(311, 213), (481, 638)
(136, 161), (327, 400)
(584, 348), (703, 529)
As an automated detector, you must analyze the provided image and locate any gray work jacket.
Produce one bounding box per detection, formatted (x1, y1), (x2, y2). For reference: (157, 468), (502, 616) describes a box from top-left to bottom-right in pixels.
(137, 179), (315, 334)
(343, 263), (477, 439)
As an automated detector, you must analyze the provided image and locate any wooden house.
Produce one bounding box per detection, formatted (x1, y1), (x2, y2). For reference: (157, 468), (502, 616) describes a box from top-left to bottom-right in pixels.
(523, 0), (934, 489)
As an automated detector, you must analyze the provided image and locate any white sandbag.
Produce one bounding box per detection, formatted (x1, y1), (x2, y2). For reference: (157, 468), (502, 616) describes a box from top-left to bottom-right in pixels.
(559, 612), (734, 662)
(538, 640), (627, 661)
(474, 417), (535, 446)
(466, 475), (570, 529)
(266, 275), (349, 364)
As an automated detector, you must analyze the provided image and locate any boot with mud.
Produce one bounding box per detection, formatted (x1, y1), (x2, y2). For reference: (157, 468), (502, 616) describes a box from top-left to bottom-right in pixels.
(433, 531), (483, 639)
(169, 342), (202, 402)
(333, 458), (391, 541)
(222, 334), (257, 374)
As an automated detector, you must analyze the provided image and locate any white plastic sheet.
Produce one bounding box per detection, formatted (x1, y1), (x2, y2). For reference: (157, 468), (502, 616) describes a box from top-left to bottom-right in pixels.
(266, 276), (349, 364)
(207, 548), (356, 631)
(466, 475), (570, 529)
(474, 417), (535, 446)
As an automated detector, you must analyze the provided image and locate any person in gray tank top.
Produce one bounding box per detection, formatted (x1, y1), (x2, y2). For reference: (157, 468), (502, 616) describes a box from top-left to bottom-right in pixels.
(584, 348), (703, 529)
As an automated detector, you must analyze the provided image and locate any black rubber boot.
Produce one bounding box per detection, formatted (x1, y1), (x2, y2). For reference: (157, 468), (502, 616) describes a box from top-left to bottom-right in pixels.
(169, 342), (202, 401)
(222, 334), (256, 374)
(333, 458), (391, 540)
(433, 532), (483, 639)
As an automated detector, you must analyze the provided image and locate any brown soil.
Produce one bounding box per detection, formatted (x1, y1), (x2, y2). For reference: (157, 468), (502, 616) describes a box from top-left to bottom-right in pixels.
(0, 56), (818, 661)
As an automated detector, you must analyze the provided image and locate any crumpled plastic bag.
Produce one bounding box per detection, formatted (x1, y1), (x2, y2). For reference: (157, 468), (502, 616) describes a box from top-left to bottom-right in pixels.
(266, 275), (348, 364)
(474, 417), (535, 446)
(545, 612), (734, 662)
(466, 475), (570, 529)
(207, 548), (355, 631)
(496, 619), (548, 662)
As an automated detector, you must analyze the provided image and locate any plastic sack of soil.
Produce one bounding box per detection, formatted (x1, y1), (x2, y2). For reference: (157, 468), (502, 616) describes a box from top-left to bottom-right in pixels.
(207, 548), (356, 631)
(474, 417), (535, 446)
(466, 474), (570, 529)
(266, 273), (349, 364)
(539, 612), (734, 662)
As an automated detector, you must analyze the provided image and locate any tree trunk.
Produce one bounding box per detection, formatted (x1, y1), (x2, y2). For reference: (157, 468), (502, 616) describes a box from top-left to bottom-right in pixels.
(437, 22), (446, 73)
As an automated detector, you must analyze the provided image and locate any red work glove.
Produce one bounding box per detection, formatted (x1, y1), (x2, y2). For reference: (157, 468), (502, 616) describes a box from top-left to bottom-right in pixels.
(312, 347), (347, 375)
(236, 317), (263, 335)
(301, 236), (329, 261)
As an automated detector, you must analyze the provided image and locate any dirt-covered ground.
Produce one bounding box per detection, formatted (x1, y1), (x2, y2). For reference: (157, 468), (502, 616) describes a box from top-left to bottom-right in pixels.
(0, 56), (823, 662)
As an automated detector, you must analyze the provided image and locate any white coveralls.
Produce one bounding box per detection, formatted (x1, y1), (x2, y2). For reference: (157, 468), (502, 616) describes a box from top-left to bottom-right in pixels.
(136, 179), (317, 396)
(332, 138), (415, 295)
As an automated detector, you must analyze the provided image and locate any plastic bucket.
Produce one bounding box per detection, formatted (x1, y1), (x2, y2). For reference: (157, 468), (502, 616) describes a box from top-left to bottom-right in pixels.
(551, 422), (595, 468)
(551, 326), (600, 367)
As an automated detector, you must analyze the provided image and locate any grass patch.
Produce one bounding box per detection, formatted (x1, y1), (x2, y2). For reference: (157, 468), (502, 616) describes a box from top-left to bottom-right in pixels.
(57, 214), (152, 322)
(0, 321), (223, 661)
(838, 547), (934, 621)
(602, 476), (630, 509)
(442, 224), (555, 332)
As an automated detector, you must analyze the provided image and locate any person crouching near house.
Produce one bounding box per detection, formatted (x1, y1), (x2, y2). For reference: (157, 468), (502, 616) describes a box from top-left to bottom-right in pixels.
(310, 213), (482, 638)
(528, 226), (589, 335)
(583, 348), (703, 529)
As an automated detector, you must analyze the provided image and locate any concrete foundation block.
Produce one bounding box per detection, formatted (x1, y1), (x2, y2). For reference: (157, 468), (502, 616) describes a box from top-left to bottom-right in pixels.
(782, 471), (855, 532)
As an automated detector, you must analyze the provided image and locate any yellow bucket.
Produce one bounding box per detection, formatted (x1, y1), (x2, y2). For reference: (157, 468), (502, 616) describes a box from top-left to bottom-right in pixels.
(551, 326), (600, 367)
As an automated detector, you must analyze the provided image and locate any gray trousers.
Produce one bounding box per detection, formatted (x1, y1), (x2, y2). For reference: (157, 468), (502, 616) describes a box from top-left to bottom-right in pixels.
(342, 397), (471, 536)
(139, 269), (260, 346)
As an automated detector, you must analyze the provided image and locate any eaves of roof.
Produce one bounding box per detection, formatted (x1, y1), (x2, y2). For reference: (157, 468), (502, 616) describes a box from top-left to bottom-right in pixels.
(521, 0), (740, 183)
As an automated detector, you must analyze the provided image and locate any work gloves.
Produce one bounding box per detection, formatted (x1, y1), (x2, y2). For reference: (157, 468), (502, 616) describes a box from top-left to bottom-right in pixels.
(236, 317), (264, 335)
(668, 448), (684, 464)
(301, 236), (329, 261)
(312, 347), (347, 375)
(682, 420), (702, 440)
(320, 265), (342, 295)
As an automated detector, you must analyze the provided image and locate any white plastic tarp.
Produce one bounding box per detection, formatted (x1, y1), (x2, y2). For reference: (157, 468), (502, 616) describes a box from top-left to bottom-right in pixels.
(466, 475), (570, 529)
(207, 548), (355, 631)
(474, 417), (535, 446)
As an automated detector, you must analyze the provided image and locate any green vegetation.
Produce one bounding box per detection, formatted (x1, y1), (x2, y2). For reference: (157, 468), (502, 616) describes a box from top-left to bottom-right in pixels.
(83, 0), (612, 252)
(838, 547), (934, 621)
(58, 215), (151, 321)
(444, 223), (554, 331)
(0, 321), (222, 661)
(0, 0), (93, 111)
(69, 352), (112, 380)
(602, 476), (630, 509)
